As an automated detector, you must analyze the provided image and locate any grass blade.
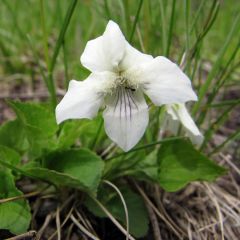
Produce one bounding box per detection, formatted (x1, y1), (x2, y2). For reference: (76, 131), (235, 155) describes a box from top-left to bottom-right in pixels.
(40, 0), (50, 71)
(192, 13), (240, 116)
(166, 0), (176, 57)
(48, 0), (78, 108)
(201, 102), (239, 149)
(129, 0), (144, 43)
(209, 128), (240, 156)
(158, 0), (167, 55)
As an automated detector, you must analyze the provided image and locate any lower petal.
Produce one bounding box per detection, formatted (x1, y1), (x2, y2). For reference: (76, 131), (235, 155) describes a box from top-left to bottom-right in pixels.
(163, 106), (180, 135)
(166, 104), (203, 145)
(175, 104), (203, 145)
(56, 74), (105, 124)
(103, 88), (149, 151)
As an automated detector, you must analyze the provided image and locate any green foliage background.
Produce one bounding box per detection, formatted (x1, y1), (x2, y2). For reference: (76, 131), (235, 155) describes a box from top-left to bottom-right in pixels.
(0, 0), (239, 238)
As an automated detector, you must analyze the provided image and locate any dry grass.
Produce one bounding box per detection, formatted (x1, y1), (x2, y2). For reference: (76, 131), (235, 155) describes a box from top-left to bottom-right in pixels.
(1, 60), (239, 240)
(134, 152), (240, 240)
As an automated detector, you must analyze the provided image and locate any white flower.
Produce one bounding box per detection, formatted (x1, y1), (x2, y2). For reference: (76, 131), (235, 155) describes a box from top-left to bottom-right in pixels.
(164, 104), (203, 146)
(56, 20), (197, 151)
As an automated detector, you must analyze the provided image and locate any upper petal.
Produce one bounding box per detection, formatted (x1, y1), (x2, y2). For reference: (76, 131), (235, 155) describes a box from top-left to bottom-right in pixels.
(103, 88), (149, 151)
(119, 42), (153, 70)
(80, 20), (126, 72)
(56, 74), (107, 124)
(132, 56), (197, 105)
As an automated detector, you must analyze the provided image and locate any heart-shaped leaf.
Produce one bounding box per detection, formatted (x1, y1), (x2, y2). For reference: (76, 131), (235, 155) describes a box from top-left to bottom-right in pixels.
(23, 149), (104, 193)
(157, 139), (226, 191)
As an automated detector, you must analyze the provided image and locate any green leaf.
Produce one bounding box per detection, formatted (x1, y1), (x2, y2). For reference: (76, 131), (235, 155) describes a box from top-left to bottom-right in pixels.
(0, 120), (29, 153)
(85, 187), (149, 238)
(23, 149), (104, 193)
(8, 101), (58, 137)
(157, 139), (226, 191)
(0, 171), (31, 235)
(57, 115), (106, 150)
(57, 120), (88, 149)
(8, 101), (58, 158)
(129, 149), (159, 182)
(0, 145), (21, 168)
(78, 116), (105, 147)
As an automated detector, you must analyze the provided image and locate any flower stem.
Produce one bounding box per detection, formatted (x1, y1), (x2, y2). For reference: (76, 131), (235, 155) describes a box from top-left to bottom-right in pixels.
(91, 118), (104, 150)
(106, 136), (184, 161)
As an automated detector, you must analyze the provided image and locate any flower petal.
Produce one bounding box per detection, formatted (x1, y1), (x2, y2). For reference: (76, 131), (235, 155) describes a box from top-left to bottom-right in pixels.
(163, 106), (179, 135)
(166, 104), (203, 145)
(119, 42), (153, 70)
(174, 104), (203, 145)
(132, 56), (197, 105)
(80, 20), (126, 72)
(103, 88), (149, 151)
(56, 74), (106, 124)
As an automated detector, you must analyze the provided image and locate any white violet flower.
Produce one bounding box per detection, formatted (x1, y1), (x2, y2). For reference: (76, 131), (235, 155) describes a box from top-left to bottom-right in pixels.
(164, 104), (203, 146)
(56, 20), (198, 151)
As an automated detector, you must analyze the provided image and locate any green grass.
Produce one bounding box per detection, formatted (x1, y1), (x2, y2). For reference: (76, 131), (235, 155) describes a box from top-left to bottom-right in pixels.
(0, 1), (240, 238)
(0, 0), (240, 152)
(0, 0), (239, 154)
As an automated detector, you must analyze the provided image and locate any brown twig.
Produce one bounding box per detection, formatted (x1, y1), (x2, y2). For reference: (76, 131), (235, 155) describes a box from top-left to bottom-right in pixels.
(0, 190), (42, 204)
(48, 207), (74, 240)
(133, 181), (186, 239)
(0, 185), (51, 208)
(70, 214), (100, 240)
(5, 231), (37, 240)
(145, 201), (162, 240)
(56, 206), (61, 240)
(36, 213), (53, 239)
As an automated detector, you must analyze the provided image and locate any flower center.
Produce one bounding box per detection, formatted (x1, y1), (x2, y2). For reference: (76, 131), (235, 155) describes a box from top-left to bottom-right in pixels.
(115, 73), (136, 92)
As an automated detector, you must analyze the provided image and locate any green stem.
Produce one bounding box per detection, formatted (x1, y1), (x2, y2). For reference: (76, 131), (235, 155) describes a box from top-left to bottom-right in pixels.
(40, 0), (50, 70)
(192, 13), (240, 116)
(39, 0), (57, 106)
(190, 0), (206, 33)
(106, 136), (184, 161)
(0, 159), (39, 181)
(63, 40), (70, 89)
(49, 0), (78, 108)
(182, 0), (219, 70)
(27, 35), (49, 92)
(159, 0), (167, 55)
(129, 0), (144, 43)
(91, 118), (103, 150)
(123, 0), (130, 36)
(166, 0), (176, 57)
(206, 40), (240, 102)
(184, 0), (190, 53)
(200, 103), (238, 150)
(209, 129), (240, 156)
(2, 0), (25, 40)
(104, 0), (111, 19)
(208, 99), (240, 108)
